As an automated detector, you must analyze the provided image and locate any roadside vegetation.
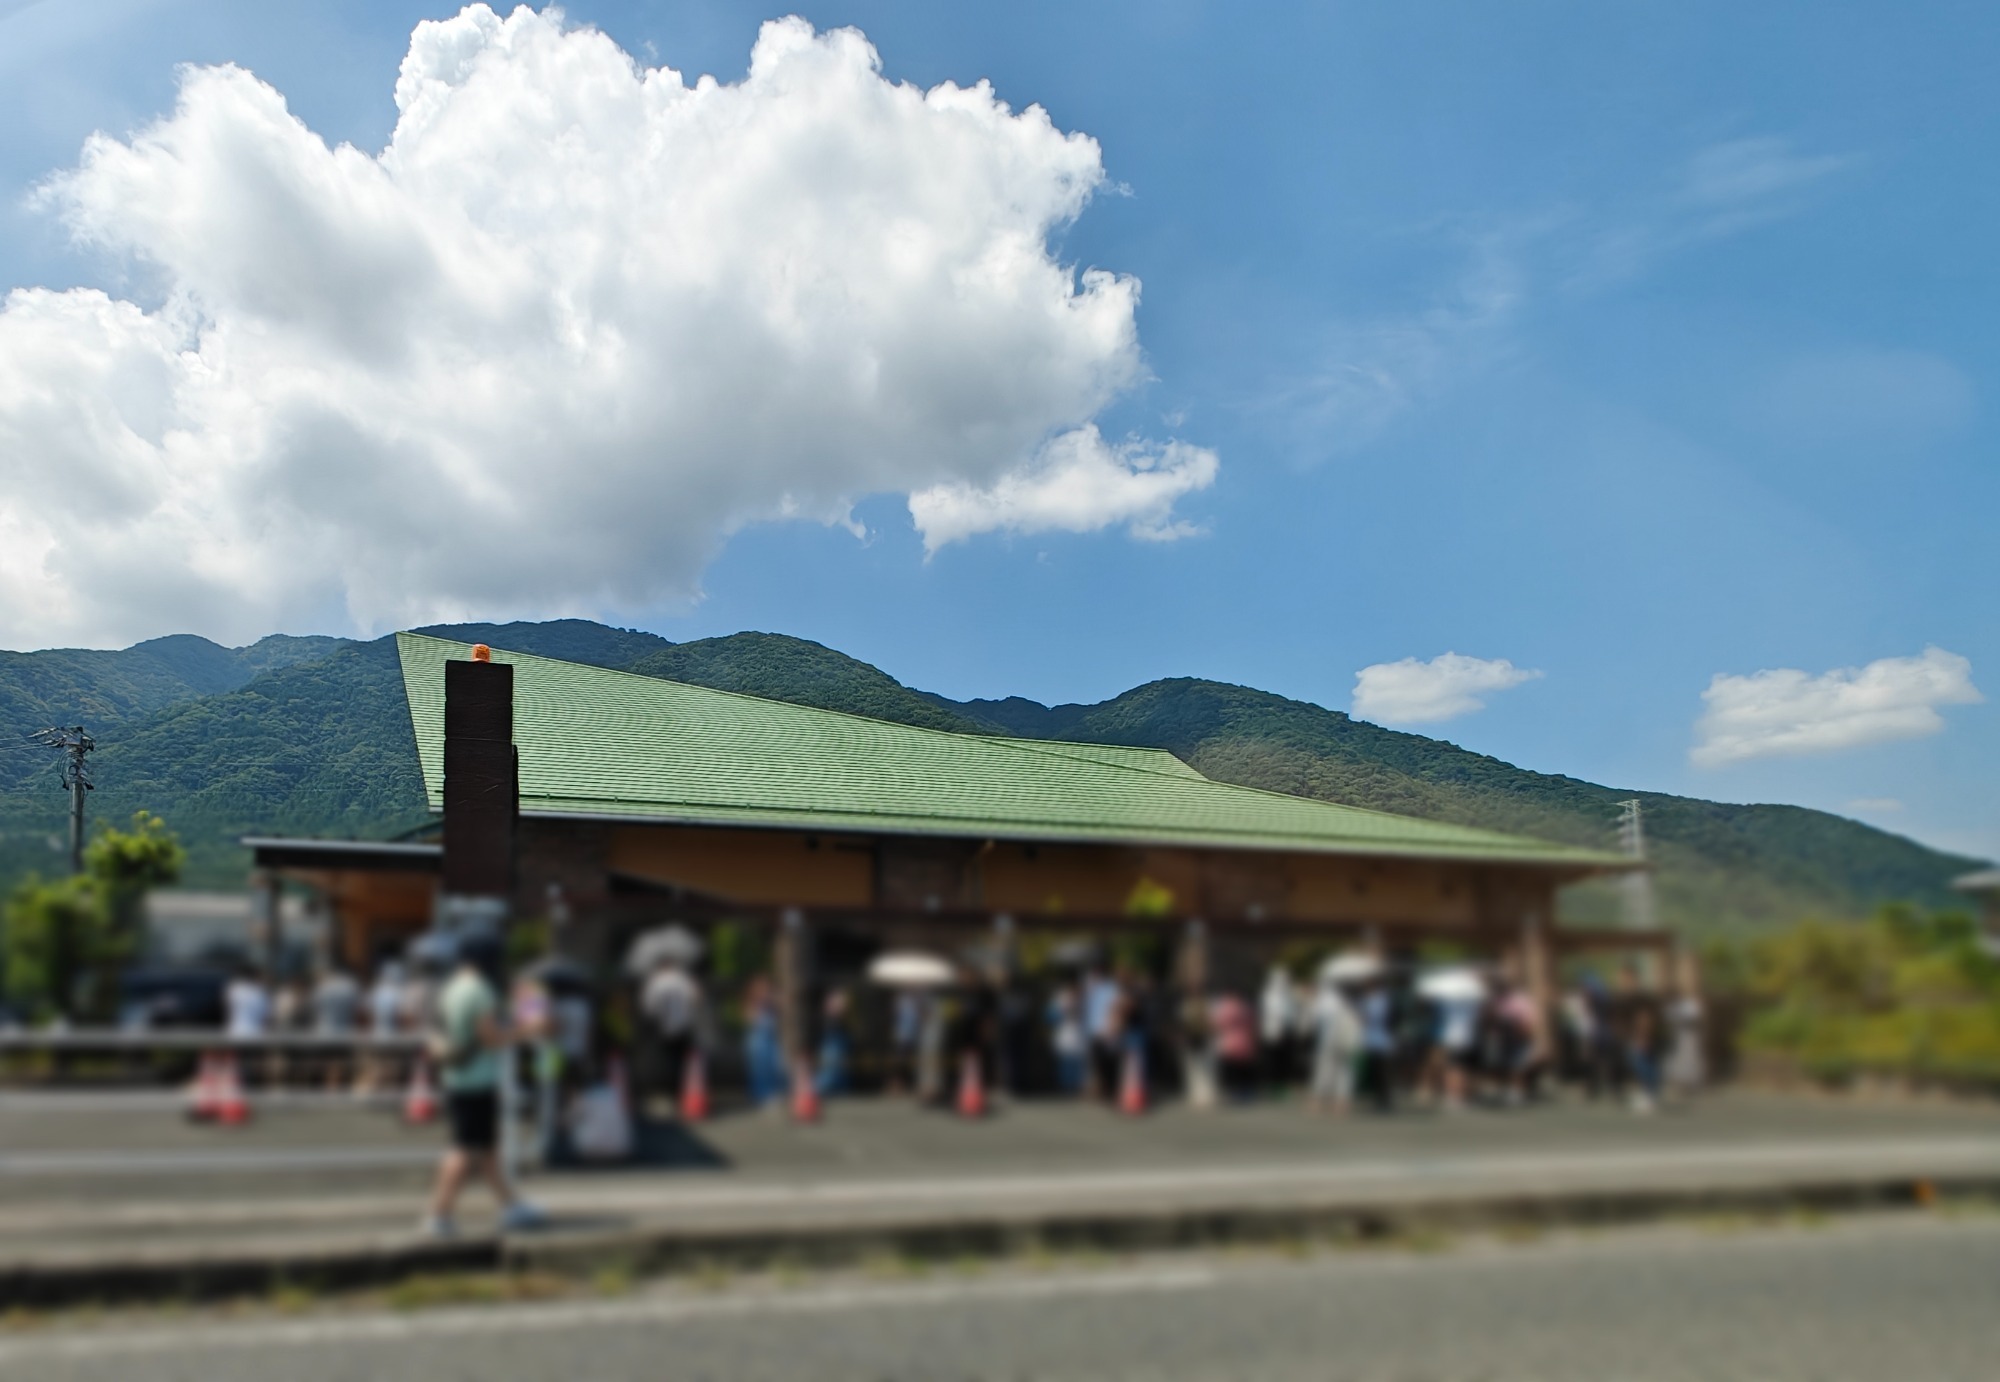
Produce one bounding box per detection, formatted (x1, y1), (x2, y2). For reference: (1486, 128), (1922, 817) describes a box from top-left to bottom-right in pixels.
(1712, 904), (2000, 1088)
(0, 811), (184, 1022)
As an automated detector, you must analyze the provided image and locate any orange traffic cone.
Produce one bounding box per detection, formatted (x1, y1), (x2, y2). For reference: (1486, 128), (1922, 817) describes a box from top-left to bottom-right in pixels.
(403, 1057), (439, 1125)
(216, 1054), (252, 1126)
(956, 1050), (987, 1119)
(680, 1048), (710, 1122)
(789, 1057), (821, 1124)
(1118, 1045), (1147, 1117)
(184, 1053), (220, 1122)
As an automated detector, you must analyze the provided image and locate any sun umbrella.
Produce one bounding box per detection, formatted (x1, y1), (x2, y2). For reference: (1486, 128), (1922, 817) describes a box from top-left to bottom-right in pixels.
(1417, 967), (1486, 1003)
(1320, 951), (1383, 984)
(867, 950), (957, 988)
(625, 924), (704, 975)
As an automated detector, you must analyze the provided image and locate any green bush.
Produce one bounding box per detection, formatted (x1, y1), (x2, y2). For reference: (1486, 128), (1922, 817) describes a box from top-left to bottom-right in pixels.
(1737, 905), (2000, 1085)
(1, 811), (183, 1022)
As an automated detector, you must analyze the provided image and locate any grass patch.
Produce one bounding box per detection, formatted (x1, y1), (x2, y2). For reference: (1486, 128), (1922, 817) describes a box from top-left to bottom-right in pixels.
(0, 1306), (45, 1335)
(1394, 1226), (1455, 1255)
(269, 1283), (318, 1315)
(591, 1263), (635, 1296)
(861, 1249), (931, 1281)
(1695, 1211), (1754, 1236)
(1935, 1193), (2000, 1220)
(685, 1260), (737, 1293)
(1022, 1243), (1063, 1273)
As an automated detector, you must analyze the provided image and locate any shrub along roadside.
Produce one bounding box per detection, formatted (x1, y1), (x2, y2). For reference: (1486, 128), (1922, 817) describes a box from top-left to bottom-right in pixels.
(1715, 905), (2000, 1087)
(0, 811), (183, 1023)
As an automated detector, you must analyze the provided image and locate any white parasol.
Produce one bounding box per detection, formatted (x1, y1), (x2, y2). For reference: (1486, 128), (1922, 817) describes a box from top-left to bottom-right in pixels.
(624, 924), (704, 976)
(1319, 951), (1383, 984)
(1417, 967), (1487, 1002)
(867, 950), (957, 988)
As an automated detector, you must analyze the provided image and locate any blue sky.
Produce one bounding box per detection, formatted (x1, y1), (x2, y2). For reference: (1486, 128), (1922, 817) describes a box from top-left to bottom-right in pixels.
(0, 0), (1993, 863)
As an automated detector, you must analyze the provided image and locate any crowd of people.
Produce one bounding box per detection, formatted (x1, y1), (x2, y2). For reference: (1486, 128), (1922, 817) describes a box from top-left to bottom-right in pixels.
(194, 943), (1705, 1136)
(1010, 958), (1702, 1118)
(613, 950), (1707, 1122)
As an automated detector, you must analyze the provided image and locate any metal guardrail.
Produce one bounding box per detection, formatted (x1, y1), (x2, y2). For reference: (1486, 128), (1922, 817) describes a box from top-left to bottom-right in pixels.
(0, 1030), (433, 1095)
(0, 1031), (423, 1053)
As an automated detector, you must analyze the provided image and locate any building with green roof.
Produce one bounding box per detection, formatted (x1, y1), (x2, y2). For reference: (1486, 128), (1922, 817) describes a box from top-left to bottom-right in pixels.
(254, 635), (1653, 1060)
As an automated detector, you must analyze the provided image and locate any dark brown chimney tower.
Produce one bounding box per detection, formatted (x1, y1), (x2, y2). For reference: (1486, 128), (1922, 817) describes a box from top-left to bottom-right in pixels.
(442, 650), (517, 904)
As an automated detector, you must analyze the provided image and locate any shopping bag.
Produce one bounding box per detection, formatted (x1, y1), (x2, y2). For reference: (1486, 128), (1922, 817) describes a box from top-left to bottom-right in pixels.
(568, 1063), (633, 1162)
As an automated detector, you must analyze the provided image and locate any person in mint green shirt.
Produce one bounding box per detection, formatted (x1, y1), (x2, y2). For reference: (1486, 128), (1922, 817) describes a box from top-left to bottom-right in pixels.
(420, 932), (547, 1239)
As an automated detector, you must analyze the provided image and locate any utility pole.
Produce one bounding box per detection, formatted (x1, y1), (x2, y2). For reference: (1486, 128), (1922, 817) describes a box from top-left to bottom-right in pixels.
(1615, 798), (1655, 931)
(32, 726), (95, 875)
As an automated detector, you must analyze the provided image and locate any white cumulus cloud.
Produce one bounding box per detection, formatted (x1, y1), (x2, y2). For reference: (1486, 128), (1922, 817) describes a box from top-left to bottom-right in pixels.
(907, 425), (1216, 551)
(1692, 647), (1982, 768)
(0, 6), (1212, 648)
(1351, 652), (1542, 726)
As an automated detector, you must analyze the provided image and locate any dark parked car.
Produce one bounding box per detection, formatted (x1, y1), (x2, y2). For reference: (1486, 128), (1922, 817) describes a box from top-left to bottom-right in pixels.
(119, 968), (228, 1029)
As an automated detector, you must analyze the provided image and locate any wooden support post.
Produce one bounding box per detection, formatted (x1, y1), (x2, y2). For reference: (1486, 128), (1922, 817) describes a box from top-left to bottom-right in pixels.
(250, 869), (281, 979)
(992, 912), (1016, 984)
(1179, 917), (1209, 996)
(1519, 907), (1555, 1059)
(1179, 917), (1213, 1110)
(775, 907), (810, 1067)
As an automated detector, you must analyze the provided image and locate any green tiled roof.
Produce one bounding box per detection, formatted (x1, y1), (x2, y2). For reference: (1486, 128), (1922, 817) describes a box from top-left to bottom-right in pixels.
(397, 633), (1631, 871)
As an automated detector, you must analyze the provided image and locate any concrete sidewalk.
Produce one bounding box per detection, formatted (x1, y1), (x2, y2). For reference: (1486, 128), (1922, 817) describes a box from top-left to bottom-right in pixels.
(5, 1092), (1998, 1304)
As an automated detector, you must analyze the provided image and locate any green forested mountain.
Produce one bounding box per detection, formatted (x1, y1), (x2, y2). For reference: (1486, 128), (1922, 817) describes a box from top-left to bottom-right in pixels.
(0, 620), (1984, 932)
(408, 619), (672, 670)
(0, 633), (355, 792)
(629, 633), (985, 733)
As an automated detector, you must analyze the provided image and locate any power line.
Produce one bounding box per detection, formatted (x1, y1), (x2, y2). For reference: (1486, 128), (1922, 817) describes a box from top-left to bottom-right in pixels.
(1614, 798), (1655, 931)
(30, 726), (94, 875)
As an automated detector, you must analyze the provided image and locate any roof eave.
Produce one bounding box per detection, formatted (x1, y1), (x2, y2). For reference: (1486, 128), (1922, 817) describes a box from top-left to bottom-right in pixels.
(512, 804), (1635, 874)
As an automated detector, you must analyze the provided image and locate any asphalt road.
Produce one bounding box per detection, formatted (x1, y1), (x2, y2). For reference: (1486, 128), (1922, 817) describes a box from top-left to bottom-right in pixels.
(9, 1214), (2000, 1381)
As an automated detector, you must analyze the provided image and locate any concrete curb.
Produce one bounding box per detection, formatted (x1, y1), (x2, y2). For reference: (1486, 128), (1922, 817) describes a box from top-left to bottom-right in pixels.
(503, 1171), (1989, 1278)
(7, 1168), (1992, 1310)
(1, 1237), (496, 1309)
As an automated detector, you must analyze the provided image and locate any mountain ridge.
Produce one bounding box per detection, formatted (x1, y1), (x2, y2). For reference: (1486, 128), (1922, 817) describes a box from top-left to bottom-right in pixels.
(0, 620), (1982, 932)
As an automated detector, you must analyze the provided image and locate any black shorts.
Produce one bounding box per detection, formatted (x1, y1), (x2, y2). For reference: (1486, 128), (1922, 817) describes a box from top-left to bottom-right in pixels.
(446, 1089), (499, 1152)
(658, 1033), (692, 1094)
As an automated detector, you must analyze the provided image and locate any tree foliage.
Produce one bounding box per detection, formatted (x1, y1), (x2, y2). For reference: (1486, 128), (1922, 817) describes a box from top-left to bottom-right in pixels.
(87, 809), (187, 935)
(1, 812), (184, 1021)
(1728, 906), (2000, 1083)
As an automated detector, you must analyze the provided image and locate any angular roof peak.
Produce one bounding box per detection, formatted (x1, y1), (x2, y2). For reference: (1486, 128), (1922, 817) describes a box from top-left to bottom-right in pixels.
(396, 632), (1629, 871)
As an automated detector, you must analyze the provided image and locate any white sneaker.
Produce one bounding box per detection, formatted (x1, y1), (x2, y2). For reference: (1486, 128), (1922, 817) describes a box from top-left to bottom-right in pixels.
(500, 1201), (548, 1233)
(418, 1213), (457, 1240)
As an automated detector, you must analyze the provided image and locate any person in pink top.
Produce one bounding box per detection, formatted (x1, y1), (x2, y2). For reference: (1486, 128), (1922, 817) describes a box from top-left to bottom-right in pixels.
(1209, 991), (1256, 1102)
(1495, 979), (1547, 1106)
